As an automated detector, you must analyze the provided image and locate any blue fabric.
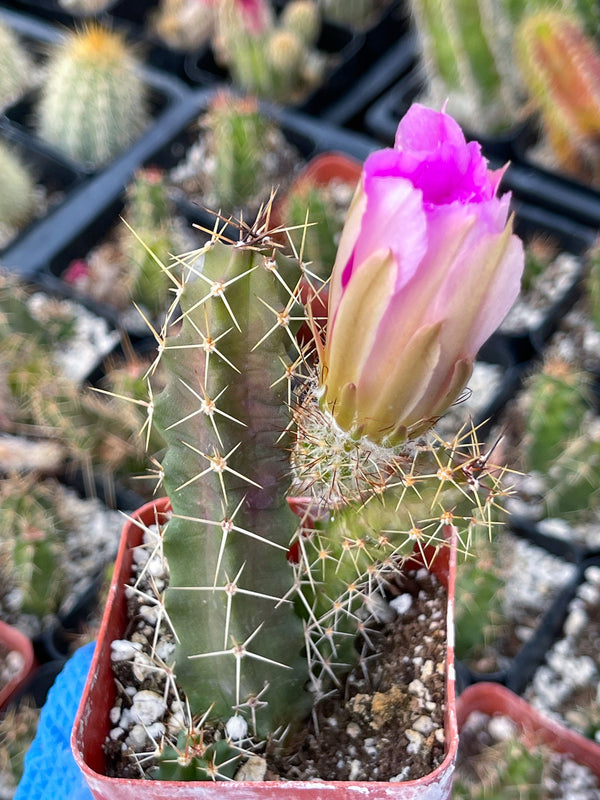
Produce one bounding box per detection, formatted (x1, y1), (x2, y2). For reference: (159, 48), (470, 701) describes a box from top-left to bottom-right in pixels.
(15, 643), (95, 800)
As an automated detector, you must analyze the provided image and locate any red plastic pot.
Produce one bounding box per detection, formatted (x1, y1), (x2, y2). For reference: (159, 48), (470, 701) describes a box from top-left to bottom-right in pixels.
(72, 498), (459, 799)
(456, 683), (600, 779)
(0, 620), (36, 709)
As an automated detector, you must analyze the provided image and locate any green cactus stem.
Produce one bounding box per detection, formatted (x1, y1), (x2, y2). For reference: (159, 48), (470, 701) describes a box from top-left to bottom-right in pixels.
(524, 356), (590, 475)
(0, 142), (36, 233)
(320, 0), (374, 28)
(36, 25), (148, 167)
(515, 10), (600, 183)
(152, 218), (311, 752)
(0, 21), (33, 111)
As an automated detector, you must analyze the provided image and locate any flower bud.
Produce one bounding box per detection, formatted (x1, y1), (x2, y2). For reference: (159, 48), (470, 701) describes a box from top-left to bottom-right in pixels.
(321, 104), (524, 444)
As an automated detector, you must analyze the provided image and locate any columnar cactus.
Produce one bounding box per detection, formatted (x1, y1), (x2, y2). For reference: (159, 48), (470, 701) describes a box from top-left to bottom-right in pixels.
(36, 25), (148, 167)
(515, 10), (600, 183)
(524, 357), (590, 475)
(0, 21), (33, 111)
(126, 104), (524, 779)
(213, 0), (323, 101)
(121, 167), (176, 317)
(0, 142), (36, 231)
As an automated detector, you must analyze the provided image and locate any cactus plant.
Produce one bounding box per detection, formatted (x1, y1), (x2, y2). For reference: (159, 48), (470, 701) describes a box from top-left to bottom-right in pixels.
(152, 0), (215, 50)
(100, 104), (525, 780)
(213, 0), (324, 101)
(524, 356), (590, 475)
(0, 21), (33, 111)
(36, 25), (148, 167)
(170, 92), (302, 217)
(0, 141), (36, 233)
(515, 10), (600, 183)
(0, 700), (40, 794)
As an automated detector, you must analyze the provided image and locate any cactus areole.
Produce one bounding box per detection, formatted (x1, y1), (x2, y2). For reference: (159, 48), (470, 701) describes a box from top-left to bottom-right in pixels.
(72, 103), (524, 795)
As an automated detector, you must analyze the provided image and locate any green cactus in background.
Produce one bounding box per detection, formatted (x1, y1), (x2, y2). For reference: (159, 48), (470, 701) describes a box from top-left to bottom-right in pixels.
(121, 167), (176, 318)
(36, 25), (148, 167)
(0, 271), (151, 487)
(213, 0), (323, 101)
(0, 21), (33, 111)
(454, 533), (505, 664)
(515, 10), (600, 184)
(409, 0), (525, 134)
(545, 427), (600, 516)
(123, 202), (511, 778)
(524, 356), (590, 475)
(0, 141), (36, 232)
(0, 474), (65, 618)
(200, 93), (281, 211)
(285, 181), (355, 280)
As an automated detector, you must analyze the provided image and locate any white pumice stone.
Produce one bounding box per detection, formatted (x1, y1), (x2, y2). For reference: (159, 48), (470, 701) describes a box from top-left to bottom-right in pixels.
(585, 566), (600, 587)
(405, 729), (424, 754)
(226, 715), (248, 742)
(234, 756), (267, 782)
(132, 690), (167, 725)
(109, 727), (124, 741)
(413, 715), (435, 735)
(132, 651), (156, 682)
(577, 583), (600, 606)
(348, 760), (362, 781)
(127, 724), (148, 749)
(109, 706), (121, 724)
(111, 640), (142, 661)
(564, 606), (588, 639)
(139, 604), (159, 624)
(390, 594), (413, 615)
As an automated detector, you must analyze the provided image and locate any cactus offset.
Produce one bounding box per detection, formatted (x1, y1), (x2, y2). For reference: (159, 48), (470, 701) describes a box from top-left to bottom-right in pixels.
(515, 11), (600, 183)
(36, 25), (148, 167)
(0, 21), (33, 111)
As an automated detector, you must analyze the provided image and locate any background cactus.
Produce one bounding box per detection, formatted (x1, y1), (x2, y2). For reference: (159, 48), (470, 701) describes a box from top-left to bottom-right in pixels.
(0, 700), (40, 795)
(515, 10), (600, 184)
(36, 25), (148, 167)
(121, 168), (177, 318)
(586, 239), (600, 331)
(0, 21), (33, 111)
(523, 356), (590, 475)
(152, 0), (215, 50)
(0, 141), (36, 233)
(0, 474), (65, 619)
(213, 0), (323, 101)
(171, 92), (302, 217)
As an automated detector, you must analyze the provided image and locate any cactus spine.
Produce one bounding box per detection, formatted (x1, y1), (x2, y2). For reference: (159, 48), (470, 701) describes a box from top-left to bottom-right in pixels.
(0, 21), (33, 111)
(0, 142), (36, 231)
(515, 10), (600, 183)
(36, 25), (148, 167)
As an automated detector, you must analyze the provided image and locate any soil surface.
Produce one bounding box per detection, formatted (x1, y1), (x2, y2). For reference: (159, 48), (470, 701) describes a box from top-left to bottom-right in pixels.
(104, 521), (449, 783)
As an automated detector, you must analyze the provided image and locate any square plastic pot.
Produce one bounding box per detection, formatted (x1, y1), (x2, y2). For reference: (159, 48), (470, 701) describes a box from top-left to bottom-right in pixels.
(72, 497), (460, 799)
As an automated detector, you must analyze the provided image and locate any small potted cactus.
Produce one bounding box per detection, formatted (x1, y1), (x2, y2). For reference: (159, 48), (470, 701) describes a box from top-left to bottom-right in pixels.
(72, 103), (524, 796)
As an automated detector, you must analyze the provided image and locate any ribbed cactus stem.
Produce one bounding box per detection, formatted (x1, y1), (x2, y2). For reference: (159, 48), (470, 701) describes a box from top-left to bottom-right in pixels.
(37, 25), (148, 167)
(154, 232), (311, 742)
(515, 10), (600, 181)
(0, 21), (33, 111)
(0, 142), (36, 230)
(410, 0), (522, 133)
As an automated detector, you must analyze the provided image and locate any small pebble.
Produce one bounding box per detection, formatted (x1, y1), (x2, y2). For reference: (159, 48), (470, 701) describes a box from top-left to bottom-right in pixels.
(389, 594), (413, 615)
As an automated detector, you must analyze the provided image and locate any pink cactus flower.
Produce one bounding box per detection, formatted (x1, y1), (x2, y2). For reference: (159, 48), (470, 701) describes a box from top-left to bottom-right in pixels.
(321, 103), (524, 445)
(63, 259), (90, 285)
